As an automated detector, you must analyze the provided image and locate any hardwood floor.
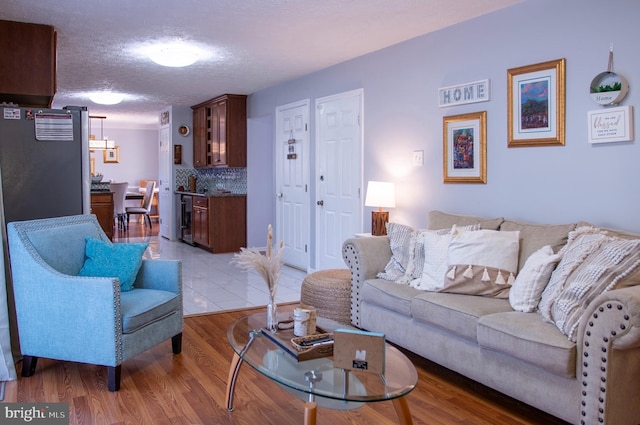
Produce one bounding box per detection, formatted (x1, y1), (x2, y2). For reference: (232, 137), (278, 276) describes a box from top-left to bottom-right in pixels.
(5, 305), (569, 425)
(114, 216), (159, 239)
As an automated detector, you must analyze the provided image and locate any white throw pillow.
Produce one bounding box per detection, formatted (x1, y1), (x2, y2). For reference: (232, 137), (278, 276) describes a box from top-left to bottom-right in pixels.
(411, 228), (456, 290)
(440, 229), (520, 298)
(509, 245), (561, 312)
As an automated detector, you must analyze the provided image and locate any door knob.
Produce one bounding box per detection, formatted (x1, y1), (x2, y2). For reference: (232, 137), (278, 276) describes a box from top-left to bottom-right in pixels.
(317, 200), (324, 206)
(275, 193), (283, 198)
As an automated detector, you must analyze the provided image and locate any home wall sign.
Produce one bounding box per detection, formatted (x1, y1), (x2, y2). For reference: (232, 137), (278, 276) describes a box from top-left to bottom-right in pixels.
(438, 79), (490, 108)
(587, 106), (634, 144)
(590, 45), (629, 106)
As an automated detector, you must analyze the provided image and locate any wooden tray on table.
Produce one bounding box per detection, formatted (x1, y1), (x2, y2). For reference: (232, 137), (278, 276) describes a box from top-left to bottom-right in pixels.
(261, 324), (333, 362)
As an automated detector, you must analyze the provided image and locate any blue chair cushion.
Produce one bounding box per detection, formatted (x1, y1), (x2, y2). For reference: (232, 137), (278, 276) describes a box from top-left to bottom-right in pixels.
(78, 238), (148, 291)
(120, 289), (180, 334)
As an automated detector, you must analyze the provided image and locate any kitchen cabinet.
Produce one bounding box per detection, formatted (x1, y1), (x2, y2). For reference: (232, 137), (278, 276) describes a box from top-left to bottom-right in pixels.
(188, 195), (246, 253)
(0, 20), (56, 107)
(191, 94), (247, 168)
(91, 192), (114, 241)
(192, 105), (207, 168)
(192, 196), (209, 247)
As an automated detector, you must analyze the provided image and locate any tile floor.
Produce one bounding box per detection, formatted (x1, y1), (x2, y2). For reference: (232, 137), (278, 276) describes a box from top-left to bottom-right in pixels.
(132, 235), (309, 316)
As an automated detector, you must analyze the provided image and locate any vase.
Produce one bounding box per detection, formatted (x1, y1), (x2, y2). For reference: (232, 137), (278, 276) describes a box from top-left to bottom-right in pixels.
(266, 295), (278, 333)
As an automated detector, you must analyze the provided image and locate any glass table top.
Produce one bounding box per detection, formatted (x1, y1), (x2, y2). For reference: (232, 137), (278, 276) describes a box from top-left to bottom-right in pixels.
(227, 311), (418, 406)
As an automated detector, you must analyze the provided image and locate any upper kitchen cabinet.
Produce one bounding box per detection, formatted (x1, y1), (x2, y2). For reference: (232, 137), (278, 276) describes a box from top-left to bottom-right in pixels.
(191, 94), (247, 168)
(0, 20), (56, 108)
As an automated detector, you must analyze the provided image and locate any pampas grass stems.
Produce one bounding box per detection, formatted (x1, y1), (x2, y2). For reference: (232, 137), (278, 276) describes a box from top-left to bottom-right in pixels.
(233, 224), (284, 298)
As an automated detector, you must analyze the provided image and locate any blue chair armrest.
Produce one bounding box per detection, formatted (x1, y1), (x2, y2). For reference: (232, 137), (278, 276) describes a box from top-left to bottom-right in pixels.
(134, 260), (182, 294)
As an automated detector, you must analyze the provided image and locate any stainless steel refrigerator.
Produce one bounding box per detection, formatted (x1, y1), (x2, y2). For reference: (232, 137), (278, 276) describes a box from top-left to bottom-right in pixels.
(0, 105), (91, 224)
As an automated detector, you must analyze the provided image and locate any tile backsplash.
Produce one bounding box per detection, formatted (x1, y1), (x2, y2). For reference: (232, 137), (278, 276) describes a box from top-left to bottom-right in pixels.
(175, 168), (247, 194)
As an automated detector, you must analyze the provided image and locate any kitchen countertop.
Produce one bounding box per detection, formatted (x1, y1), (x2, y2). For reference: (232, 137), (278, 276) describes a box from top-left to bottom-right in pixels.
(175, 190), (246, 198)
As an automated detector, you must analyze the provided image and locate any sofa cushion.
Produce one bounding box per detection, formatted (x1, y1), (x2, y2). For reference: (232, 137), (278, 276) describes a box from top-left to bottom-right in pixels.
(411, 292), (512, 341)
(500, 219), (575, 273)
(120, 288), (180, 334)
(361, 278), (422, 316)
(427, 210), (504, 231)
(477, 312), (576, 378)
(538, 227), (610, 322)
(551, 237), (640, 341)
(440, 229), (520, 298)
(509, 245), (562, 313)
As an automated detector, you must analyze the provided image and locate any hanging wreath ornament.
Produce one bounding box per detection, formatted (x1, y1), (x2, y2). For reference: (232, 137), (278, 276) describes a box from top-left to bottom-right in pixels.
(590, 43), (629, 106)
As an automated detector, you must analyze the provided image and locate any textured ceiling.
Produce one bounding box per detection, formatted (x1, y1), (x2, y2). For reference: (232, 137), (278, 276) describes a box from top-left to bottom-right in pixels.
(1, 0), (520, 126)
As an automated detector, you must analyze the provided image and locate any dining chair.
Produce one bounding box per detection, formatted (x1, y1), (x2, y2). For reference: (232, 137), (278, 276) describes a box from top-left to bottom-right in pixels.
(126, 181), (156, 229)
(110, 181), (129, 232)
(140, 179), (159, 220)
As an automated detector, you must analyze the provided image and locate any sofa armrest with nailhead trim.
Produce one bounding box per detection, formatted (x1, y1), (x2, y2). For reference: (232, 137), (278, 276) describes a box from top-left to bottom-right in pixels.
(342, 236), (391, 327)
(576, 285), (640, 425)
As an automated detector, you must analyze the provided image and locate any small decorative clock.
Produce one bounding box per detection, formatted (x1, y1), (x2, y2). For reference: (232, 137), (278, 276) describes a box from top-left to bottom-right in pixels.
(178, 125), (190, 136)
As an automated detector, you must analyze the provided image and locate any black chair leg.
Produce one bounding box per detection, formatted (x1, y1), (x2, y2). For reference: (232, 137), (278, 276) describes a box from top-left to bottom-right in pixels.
(108, 365), (121, 391)
(146, 214), (152, 229)
(21, 355), (38, 377)
(172, 333), (182, 354)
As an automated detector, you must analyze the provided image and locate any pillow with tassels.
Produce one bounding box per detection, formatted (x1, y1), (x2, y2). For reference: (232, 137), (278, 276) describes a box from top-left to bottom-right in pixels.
(439, 228), (520, 298)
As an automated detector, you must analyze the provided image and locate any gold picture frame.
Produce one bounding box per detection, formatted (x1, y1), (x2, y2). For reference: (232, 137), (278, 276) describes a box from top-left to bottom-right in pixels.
(104, 146), (120, 163)
(507, 58), (566, 147)
(443, 111), (487, 184)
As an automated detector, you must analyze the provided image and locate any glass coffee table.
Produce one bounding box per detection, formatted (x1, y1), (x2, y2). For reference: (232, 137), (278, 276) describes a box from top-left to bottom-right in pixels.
(225, 311), (418, 425)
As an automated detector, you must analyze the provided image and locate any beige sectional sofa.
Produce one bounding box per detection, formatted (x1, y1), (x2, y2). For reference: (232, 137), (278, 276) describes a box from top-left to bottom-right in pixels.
(341, 210), (640, 425)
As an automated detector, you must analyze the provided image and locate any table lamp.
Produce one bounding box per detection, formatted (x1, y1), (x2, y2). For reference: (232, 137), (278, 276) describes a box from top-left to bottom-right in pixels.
(364, 181), (396, 236)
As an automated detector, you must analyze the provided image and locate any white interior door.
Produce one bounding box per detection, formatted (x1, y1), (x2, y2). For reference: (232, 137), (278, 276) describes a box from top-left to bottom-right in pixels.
(275, 100), (310, 270)
(158, 126), (172, 239)
(315, 89), (363, 270)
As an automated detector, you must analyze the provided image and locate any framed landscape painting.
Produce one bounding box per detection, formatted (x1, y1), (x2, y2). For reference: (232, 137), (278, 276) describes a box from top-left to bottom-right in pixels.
(443, 111), (487, 183)
(507, 58), (565, 147)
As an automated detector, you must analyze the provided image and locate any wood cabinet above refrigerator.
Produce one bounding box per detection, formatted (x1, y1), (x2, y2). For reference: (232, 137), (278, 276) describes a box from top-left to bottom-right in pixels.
(191, 94), (247, 168)
(0, 20), (56, 108)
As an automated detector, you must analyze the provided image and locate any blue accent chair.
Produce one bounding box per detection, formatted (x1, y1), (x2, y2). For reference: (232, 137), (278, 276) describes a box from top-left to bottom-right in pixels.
(7, 214), (183, 391)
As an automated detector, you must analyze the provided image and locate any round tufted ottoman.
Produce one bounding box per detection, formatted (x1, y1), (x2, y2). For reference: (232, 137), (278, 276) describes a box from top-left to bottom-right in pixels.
(300, 269), (351, 325)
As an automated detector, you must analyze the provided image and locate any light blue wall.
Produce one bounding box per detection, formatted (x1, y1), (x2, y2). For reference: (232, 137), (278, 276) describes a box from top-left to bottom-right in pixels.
(93, 125), (158, 189)
(247, 115), (275, 247)
(248, 0), (640, 236)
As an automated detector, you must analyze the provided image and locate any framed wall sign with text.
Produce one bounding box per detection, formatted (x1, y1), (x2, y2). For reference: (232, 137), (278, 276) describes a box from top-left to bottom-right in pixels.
(587, 106), (634, 144)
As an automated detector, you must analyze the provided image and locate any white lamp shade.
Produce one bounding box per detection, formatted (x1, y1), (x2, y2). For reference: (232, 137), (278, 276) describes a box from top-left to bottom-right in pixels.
(364, 181), (396, 209)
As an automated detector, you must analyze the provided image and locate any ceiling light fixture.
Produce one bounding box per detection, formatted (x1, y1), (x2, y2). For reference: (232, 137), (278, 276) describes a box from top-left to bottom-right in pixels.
(89, 92), (124, 105)
(148, 42), (201, 67)
(89, 115), (116, 149)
